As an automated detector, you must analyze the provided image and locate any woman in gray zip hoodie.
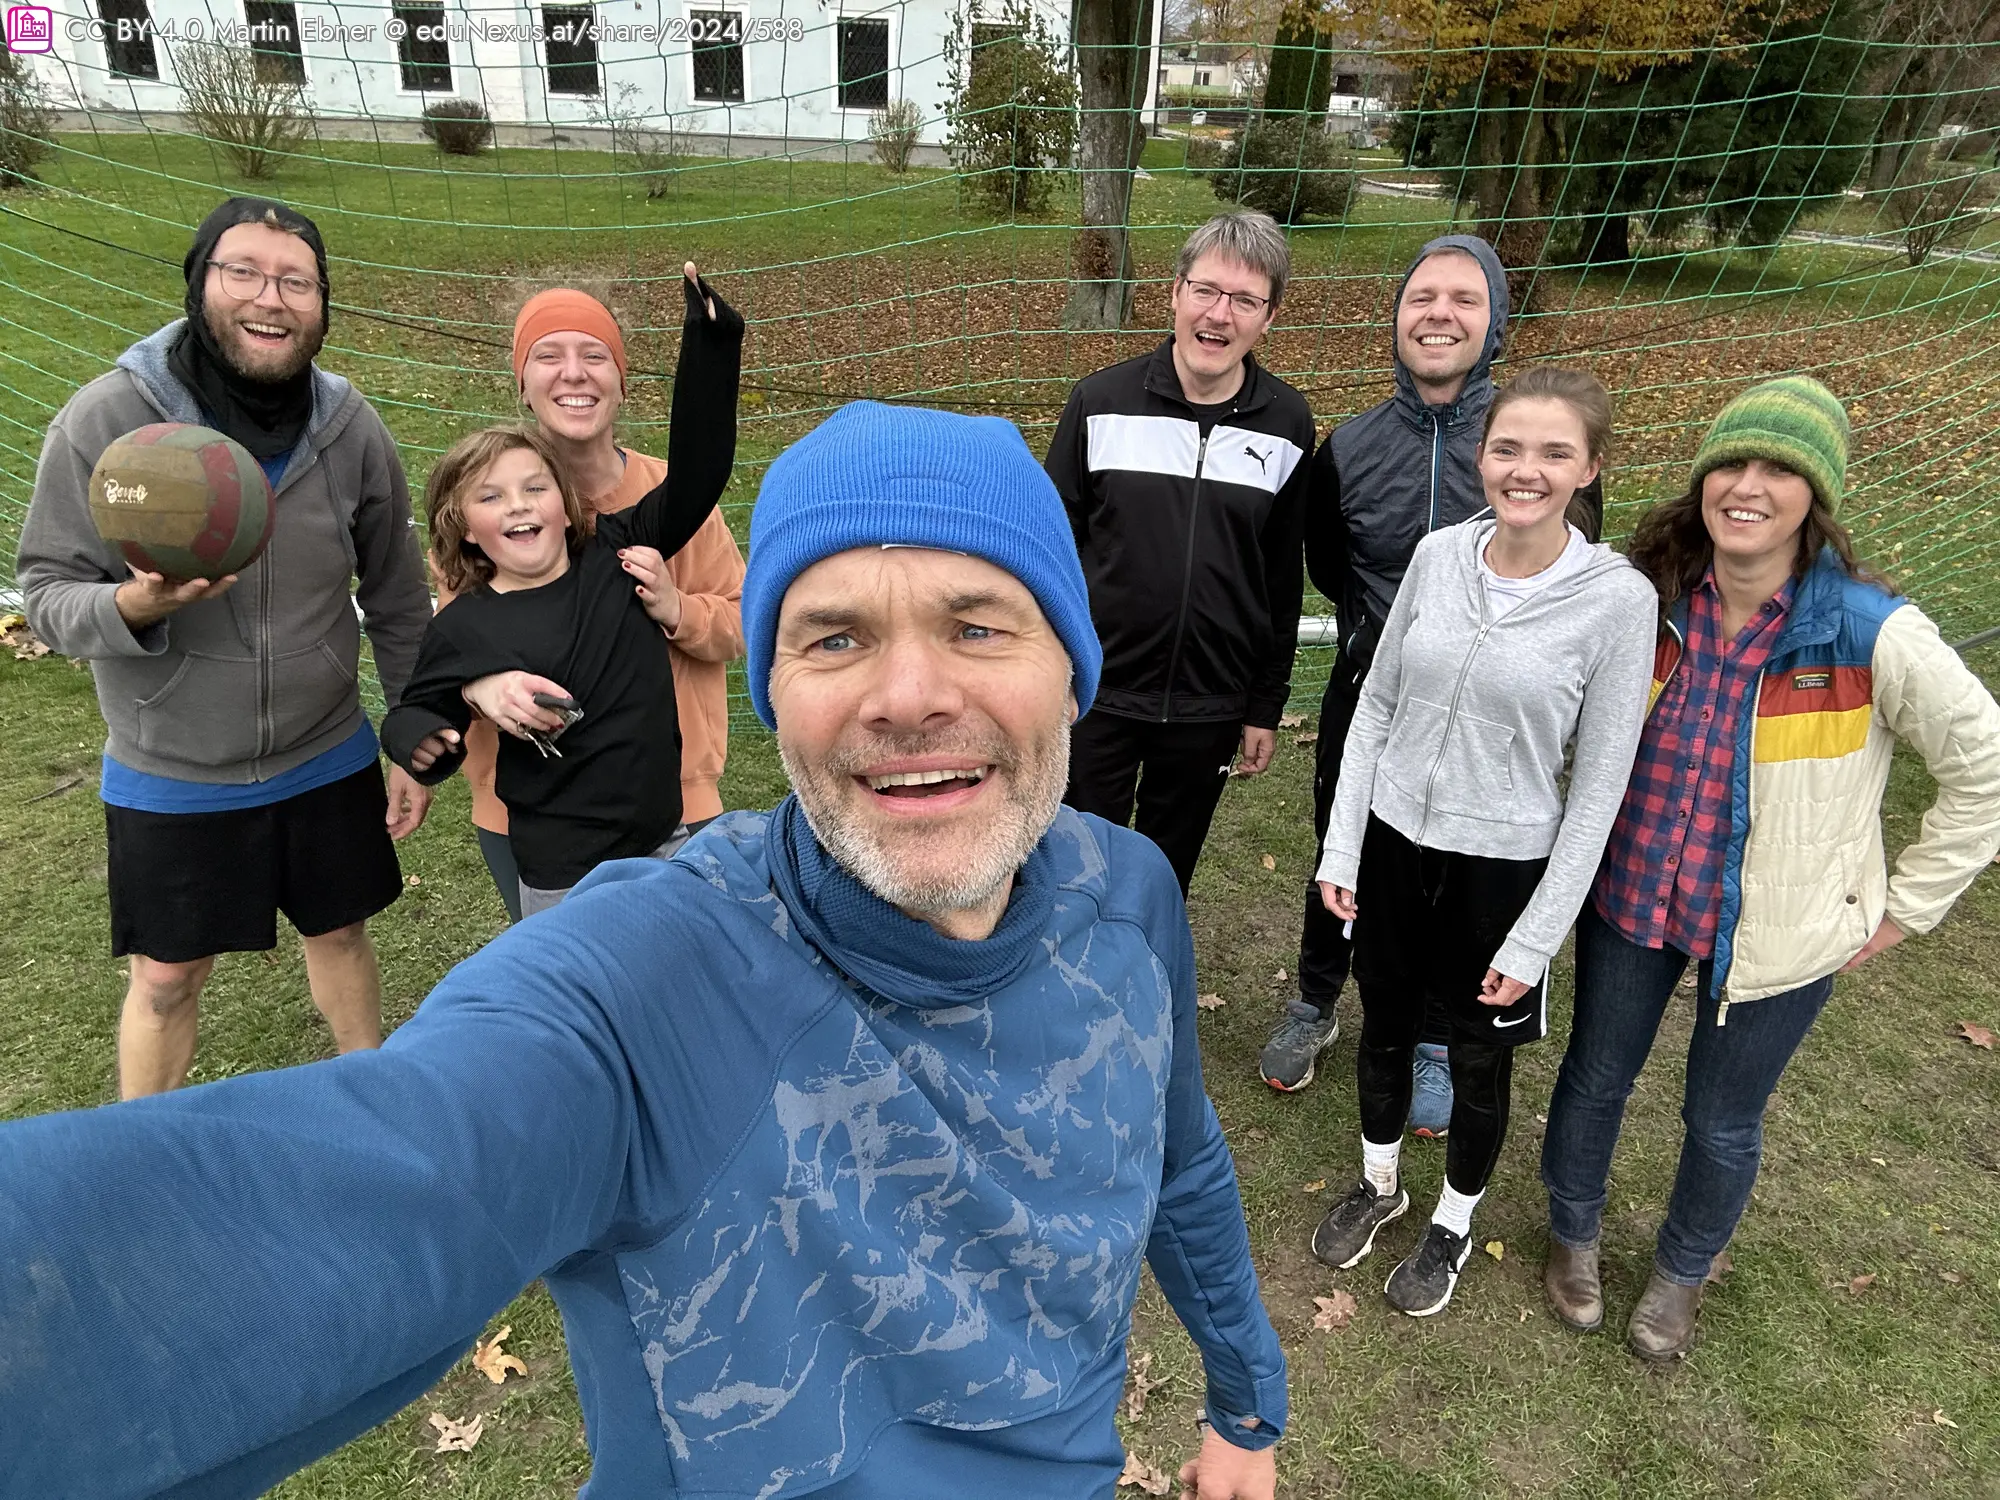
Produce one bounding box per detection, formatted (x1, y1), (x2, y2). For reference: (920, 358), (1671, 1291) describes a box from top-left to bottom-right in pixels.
(1307, 369), (1657, 1317)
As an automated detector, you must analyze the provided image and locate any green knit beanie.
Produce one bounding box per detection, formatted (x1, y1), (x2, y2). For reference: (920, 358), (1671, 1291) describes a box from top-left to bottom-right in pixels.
(1690, 375), (1850, 515)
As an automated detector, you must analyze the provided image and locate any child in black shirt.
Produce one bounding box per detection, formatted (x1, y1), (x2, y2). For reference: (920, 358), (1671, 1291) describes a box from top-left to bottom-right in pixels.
(384, 267), (741, 912)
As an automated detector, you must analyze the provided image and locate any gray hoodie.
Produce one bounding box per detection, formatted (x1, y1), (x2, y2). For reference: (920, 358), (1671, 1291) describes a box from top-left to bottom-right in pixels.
(1316, 517), (1656, 984)
(17, 322), (429, 784)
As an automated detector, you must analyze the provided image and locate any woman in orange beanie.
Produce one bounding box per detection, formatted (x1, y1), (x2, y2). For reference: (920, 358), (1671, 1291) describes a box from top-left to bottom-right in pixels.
(442, 286), (746, 919)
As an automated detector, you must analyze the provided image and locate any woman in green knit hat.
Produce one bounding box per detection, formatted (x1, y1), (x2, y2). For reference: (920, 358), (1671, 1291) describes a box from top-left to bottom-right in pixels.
(1538, 376), (2000, 1360)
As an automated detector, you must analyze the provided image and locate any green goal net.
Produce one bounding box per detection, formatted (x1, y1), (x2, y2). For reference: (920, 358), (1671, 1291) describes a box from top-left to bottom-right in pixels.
(3, 0), (1996, 724)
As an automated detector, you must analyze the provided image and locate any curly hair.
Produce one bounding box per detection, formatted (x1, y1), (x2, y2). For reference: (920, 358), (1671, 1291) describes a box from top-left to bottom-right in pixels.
(424, 425), (589, 594)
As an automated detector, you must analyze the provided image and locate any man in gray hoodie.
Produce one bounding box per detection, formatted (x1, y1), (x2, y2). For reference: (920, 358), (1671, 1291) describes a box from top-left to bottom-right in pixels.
(18, 197), (432, 1098)
(1258, 236), (1604, 1112)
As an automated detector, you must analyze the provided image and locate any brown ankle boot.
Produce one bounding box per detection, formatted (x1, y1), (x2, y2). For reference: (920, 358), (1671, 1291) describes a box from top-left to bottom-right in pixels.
(1544, 1238), (1603, 1332)
(1627, 1270), (1702, 1361)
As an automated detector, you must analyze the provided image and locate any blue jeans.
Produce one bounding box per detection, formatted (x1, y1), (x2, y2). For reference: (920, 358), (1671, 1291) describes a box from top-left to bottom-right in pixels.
(1541, 904), (1834, 1286)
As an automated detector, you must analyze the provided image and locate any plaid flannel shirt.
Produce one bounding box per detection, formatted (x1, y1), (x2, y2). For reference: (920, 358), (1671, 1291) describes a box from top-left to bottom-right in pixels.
(1592, 571), (1795, 957)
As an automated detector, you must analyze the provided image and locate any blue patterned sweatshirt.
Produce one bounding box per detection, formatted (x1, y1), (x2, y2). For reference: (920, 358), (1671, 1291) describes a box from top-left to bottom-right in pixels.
(0, 802), (1286, 1498)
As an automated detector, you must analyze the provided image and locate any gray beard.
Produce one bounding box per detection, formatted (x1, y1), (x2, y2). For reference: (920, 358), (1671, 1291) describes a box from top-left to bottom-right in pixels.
(780, 716), (1070, 920)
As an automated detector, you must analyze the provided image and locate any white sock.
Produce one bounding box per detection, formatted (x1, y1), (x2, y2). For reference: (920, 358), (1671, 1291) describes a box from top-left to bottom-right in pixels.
(1432, 1182), (1483, 1239)
(1362, 1138), (1401, 1198)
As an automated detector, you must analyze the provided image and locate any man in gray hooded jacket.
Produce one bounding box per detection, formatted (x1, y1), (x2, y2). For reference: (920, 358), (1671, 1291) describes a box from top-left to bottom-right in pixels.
(17, 197), (432, 1098)
(1259, 235), (1604, 1104)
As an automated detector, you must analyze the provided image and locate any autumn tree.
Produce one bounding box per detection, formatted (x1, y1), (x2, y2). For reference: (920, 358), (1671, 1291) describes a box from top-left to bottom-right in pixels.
(1375, 0), (1776, 273)
(1860, 0), (2000, 192)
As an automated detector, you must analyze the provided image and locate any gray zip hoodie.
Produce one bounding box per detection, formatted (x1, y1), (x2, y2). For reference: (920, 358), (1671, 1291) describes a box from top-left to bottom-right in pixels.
(1316, 516), (1656, 984)
(17, 322), (429, 784)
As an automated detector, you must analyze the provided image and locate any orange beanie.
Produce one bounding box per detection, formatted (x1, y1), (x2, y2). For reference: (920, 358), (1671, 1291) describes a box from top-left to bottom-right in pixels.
(512, 289), (628, 391)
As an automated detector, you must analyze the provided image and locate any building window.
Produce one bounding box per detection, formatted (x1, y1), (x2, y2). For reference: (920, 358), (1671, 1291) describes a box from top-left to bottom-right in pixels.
(689, 8), (744, 102)
(544, 4), (600, 96)
(395, 0), (452, 92)
(97, 0), (159, 79)
(241, 1), (305, 84)
(836, 16), (889, 111)
(1194, 69), (1210, 85)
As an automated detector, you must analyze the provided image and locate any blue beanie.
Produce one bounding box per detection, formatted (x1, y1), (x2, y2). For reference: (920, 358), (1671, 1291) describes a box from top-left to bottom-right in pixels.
(743, 401), (1100, 729)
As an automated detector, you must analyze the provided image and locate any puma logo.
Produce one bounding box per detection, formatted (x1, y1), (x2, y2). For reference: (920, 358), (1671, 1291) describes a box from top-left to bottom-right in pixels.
(1244, 445), (1269, 472)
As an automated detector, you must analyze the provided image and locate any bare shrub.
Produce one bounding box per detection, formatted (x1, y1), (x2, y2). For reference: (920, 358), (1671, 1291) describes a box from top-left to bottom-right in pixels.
(591, 81), (688, 201)
(421, 98), (494, 155)
(869, 97), (925, 173)
(1886, 164), (1996, 266)
(171, 42), (310, 180)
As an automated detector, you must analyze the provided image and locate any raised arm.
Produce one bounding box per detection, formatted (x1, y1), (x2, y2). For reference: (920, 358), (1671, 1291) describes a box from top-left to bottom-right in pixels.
(606, 267), (745, 562)
(0, 918), (647, 1499)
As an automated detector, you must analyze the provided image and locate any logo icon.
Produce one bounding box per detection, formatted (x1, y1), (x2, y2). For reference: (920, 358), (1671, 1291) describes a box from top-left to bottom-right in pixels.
(1243, 444), (1269, 472)
(5, 5), (55, 52)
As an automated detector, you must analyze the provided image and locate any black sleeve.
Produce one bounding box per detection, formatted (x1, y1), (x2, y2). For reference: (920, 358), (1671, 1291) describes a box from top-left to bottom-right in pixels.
(599, 274), (745, 559)
(1572, 471), (1605, 544)
(1044, 385), (1093, 553)
(379, 606), (482, 785)
(1246, 424), (1311, 730)
(1301, 434), (1346, 603)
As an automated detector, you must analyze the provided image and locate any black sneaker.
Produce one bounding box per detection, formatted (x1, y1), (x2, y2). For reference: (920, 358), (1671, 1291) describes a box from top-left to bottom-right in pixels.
(1259, 1001), (1340, 1092)
(1384, 1222), (1473, 1317)
(1310, 1178), (1409, 1269)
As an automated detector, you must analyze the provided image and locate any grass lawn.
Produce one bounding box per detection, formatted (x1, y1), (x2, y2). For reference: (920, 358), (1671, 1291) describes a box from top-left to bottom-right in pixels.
(3, 643), (1998, 1497)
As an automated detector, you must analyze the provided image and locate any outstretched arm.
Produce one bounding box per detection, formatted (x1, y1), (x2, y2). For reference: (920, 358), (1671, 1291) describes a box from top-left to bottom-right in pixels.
(0, 920), (648, 1499)
(1140, 855), (1287, 1475)
(606, 264), (745, 563)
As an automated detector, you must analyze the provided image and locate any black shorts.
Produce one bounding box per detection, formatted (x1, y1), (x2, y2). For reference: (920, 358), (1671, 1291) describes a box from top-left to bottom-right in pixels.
(105, 762), (403, 963)
(1351, 813), (1552, 1045)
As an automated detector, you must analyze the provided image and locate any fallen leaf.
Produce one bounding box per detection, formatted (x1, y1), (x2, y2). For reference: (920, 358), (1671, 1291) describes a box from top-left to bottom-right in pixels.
(1869, 1156), (1888, 1166)
(1955, 1021), (1994, 1049)
(471, 1325), (528, 1385)
(1706, 1249), (1734, 1285)
(1247, 1127), (1269, 1141)
(0, 614), (51, 660)
(1293, 731), (1319, 745)
(429, 1411), (484, 1452)
(1517, 1307), (1530, 1322)
(1483, 1240), (1504, 1262)
(1941, 1270), (1965, 1285)
(1278, 712), (1305, 729)
(1118, 1452), (1173, 1494)
(405, 874), (424, 887)
(1273, 968), (1288, 982)
(1260, 853), (1277, 872)
(1196, 992), (1227, 1011)
(1301, 1178), (1327, 1193)
(1312, 1291), (1357, 1332)
(1848, 1272), (1877, 1295)
(1931, 1409), (1958, 1429)
(1122, 1351), (1163, 1422)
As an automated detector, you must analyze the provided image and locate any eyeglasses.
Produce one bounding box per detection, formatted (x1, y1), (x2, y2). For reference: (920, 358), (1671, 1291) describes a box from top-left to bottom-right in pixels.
(207, 260), (322, 310)
(1181, 278), (1271, 316)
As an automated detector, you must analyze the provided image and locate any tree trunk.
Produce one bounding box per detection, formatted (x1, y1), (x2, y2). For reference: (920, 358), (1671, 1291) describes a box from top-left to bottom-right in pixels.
(1582, 209), (1633, 262)
(1064, 0), (1156, 329)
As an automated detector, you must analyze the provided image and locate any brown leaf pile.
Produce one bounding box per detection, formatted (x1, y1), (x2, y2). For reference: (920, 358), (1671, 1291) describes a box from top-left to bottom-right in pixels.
(1118, 1452), (1173, 1494)
(0, 614), (50, 661)
(428, 1412), (484, 1452)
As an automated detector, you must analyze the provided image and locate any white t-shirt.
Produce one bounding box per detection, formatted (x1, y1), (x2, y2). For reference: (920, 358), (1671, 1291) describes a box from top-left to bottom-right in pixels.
(1478, 524), (1591, 620)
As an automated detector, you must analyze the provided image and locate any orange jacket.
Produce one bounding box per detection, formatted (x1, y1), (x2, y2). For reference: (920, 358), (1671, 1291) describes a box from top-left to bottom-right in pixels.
(440, 447), (745, 833)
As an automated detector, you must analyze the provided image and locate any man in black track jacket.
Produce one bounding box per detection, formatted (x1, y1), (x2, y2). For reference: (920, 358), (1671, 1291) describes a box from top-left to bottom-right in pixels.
(1046, 210), (1314, 895)
(1258, 233), (1605, 1103)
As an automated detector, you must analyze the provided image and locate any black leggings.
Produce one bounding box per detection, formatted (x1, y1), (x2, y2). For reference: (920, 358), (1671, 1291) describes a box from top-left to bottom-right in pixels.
(1358, 1009), (1515, 1196)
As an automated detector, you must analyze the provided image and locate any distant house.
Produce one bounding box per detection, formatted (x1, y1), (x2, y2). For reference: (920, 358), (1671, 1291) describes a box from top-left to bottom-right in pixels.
(21, 0), (1082, 157)
(1155, 41), (1257, 101)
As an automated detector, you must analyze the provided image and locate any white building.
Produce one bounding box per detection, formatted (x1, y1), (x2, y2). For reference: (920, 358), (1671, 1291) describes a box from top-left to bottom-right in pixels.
(19, 0), (1112, 157)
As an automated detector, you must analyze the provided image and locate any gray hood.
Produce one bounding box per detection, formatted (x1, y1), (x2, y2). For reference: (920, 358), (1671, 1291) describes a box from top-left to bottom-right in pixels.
(1389, 233), (1510, 426)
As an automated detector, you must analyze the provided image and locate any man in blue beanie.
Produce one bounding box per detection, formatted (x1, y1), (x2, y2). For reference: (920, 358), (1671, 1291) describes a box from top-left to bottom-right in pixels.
(0, 401), (1288, 1500)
